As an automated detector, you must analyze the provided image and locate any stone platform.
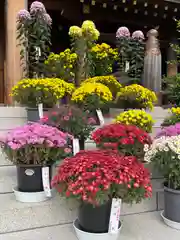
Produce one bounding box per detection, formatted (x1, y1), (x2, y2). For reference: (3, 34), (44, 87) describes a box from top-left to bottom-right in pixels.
(0, 106), (176, 239)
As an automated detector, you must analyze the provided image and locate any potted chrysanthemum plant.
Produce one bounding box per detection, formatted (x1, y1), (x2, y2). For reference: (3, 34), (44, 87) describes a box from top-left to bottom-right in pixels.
(92, 123), (152, 160)
(144, 128), (180, 228)
(161, 107), (180, 127)
(115, 84), (157, 111)
(40, 105), (96, 151)
(71, 82), (113, 125)
(11, 78), (75, 122)
(114, 109), (154, 133)
(0, 122), (72, 202)
(52, 150), (152, 239)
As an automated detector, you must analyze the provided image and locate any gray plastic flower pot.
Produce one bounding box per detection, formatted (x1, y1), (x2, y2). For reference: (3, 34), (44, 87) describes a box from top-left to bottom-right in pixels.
(26, 108), (49, 122)
(164, 185), (180, 223)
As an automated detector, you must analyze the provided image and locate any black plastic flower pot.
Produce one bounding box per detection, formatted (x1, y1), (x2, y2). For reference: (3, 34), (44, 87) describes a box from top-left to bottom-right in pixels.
(101, 107), (110, 115)
(164, 185), (180, 223)
(26, 108), (49, 122)
(16, 165), (52, 193)
(78, 200), (112, 233)
(79, 138), (85, 150)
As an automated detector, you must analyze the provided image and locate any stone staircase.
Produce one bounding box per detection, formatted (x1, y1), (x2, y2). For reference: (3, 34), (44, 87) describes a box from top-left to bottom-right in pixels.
(0, 106), (179, 239)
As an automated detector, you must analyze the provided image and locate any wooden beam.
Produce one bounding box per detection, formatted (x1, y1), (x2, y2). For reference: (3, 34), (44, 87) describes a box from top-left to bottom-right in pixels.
(28, 0), (62, 10)
(165, 0), (180, 3)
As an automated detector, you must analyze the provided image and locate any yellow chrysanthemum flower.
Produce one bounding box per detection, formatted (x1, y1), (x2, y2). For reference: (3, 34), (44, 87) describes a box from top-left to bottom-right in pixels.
(69, 26), (82, 38)
(82, 76), (121, 96)
(116, 84), (157, 111)
(71, 82), (112, 103)
(91, 43), (118, 60)
(90, 43), (118, 75)
(171, 107), (180, 116)
(45, 49), (77, 81)
(81, 20), (96, 29)
(11, 78), (75, 108)
(115, 109), (154, 133)
(81, 20), (100, 41)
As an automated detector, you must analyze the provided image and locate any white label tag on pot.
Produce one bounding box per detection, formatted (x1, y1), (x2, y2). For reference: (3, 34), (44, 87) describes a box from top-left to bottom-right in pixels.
(38, 103), (43, 119)
(108, 198), (122, 234)
(125, 61), (130, 72)
(73, 138), (80, 155)
(56, 101), (60, 107)
(35, 46), (41, 59)
(96, 109), (105, 125)
(42, 167), (51, 197)
(25, 169), (34, 176)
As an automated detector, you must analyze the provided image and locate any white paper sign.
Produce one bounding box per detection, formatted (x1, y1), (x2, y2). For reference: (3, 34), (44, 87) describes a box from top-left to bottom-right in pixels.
(73, 138), (80, 155)
(125, 61), (130, 72)
(35, 46), (41, 60)
(42, 167), (51, 197)
(38, 103), (43, 119)
(108, 198), (122, 234)
(56, 101), (60, 107)
(96, 109), (105, 125)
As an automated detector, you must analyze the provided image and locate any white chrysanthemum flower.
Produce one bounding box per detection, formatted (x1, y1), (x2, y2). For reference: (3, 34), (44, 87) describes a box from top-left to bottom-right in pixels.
(116, 26), (130, 38)
(144, 135), (180, 162)
(132, 30), (145, 40)
(143, 144), (149, 152)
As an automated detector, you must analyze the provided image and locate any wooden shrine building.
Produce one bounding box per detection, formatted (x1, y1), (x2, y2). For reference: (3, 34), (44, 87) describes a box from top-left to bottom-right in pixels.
(1, 0), (180, 103)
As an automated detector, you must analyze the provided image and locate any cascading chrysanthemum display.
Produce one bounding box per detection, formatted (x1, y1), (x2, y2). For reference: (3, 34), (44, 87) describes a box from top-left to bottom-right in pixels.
(128, 30), (145, 79)
(30, 1), (46, 14)
(116, 26), (130, 39)
(17, 9), (31, 22)
(69, 20), (100, 86)
(116, 26), (131, 73)
(132, 30), (145, 41)
(16, 1), (52, 78)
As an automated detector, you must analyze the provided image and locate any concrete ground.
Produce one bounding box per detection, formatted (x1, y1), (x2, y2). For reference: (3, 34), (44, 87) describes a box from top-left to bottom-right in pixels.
(1, 212), (180, 240)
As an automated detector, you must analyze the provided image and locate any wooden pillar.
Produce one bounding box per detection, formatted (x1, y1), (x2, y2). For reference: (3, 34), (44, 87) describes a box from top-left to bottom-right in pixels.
(167, 40), (178, 77)
(0, 3), (5, 104)
(5, 0), (28, 104)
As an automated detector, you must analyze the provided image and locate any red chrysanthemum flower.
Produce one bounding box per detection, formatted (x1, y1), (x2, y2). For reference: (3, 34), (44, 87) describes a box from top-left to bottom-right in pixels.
(52, 150), (152, 205)
(91, 123), (152, 159)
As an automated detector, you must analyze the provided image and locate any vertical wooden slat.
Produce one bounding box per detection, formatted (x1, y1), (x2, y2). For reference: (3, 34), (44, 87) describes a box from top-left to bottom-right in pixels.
(0, 1), (5, 103)
(5, 0), (27, 104)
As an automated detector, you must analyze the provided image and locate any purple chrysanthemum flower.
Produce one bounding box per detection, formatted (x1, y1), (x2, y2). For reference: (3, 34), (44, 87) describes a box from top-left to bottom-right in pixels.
(1, 123), (72, 149)
(17, 9), (31, 22)
(30, 1), (46, 14)
(43, 13), (52, 25)
(116, 26), (130, 39)
(156, 123), (180, 138)
(132, 30), (145, 41)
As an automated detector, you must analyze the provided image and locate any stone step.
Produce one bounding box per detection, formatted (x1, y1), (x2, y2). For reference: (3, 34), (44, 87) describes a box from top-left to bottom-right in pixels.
(0, 152), (12, 166)
(0, 164), (163, 222)
(2, 211), (179, 240)
(0, 224), (75, 240)
(0, 118), (27, 130)
(0, 193), (77, 234)
(0, 160), (163, 194)
(0, 182), (164, 235)
(110, 107), (170, 119)
(0, 165), (16, 193)
(0, 107), (27, 118)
